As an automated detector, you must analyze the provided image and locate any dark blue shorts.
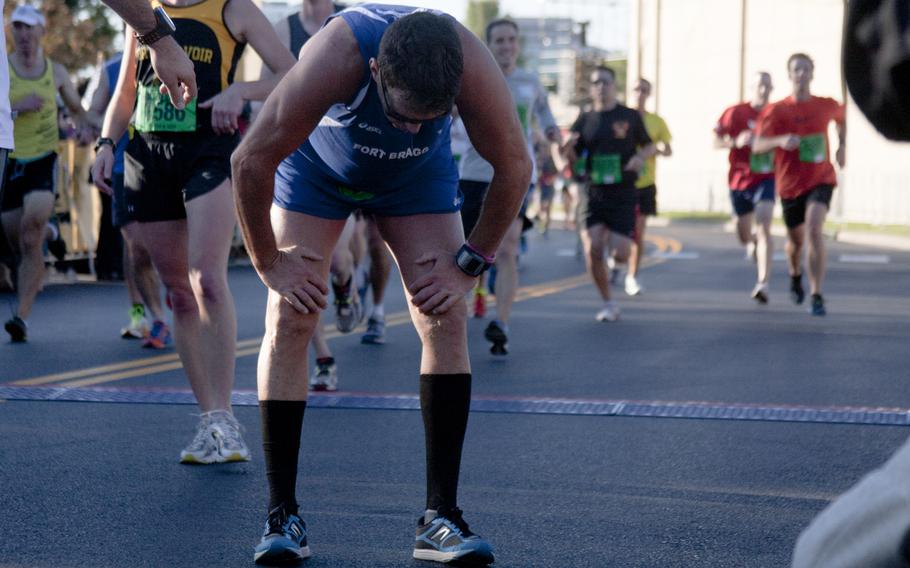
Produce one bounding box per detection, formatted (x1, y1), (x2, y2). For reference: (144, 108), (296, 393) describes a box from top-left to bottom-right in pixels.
(274, 152), (461, 219)
(730, 178), (775, 217)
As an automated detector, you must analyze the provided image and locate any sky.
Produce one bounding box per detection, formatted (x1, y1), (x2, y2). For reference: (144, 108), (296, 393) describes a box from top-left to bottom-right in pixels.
(369, 0), (630, 54)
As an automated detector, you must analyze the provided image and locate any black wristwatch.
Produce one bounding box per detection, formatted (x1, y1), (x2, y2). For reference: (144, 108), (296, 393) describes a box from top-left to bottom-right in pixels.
(455, 244), (492, 277)
(94, 137), (116, 153)
(135, 6), (176, 46)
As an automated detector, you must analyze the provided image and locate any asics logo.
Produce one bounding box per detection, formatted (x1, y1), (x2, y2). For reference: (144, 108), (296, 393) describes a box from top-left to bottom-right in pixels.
(432, 526), (452, 542)
(289, 523), (303, 538)
(358, 122), (383, 134)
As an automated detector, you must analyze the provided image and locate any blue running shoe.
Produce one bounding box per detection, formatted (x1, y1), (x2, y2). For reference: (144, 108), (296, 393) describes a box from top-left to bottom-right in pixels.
(809, 293), (826, 316)
(254, 505), (310, 565)
(413, 507), (494, 565)
(143, 320), (172, 350)
(360, 316), (386, 345)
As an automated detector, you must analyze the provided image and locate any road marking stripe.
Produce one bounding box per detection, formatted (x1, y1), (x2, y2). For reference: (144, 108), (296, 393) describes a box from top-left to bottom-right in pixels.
(838, 254), (890, 264)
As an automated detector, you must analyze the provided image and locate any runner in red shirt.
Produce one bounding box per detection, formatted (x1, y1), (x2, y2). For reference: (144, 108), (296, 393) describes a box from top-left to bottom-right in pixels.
(754, 53), (845, 316)
(714, 71), (775, 304)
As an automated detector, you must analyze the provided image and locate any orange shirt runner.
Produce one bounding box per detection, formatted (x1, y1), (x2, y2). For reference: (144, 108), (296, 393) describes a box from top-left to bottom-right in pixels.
(754, 95), (845, 200)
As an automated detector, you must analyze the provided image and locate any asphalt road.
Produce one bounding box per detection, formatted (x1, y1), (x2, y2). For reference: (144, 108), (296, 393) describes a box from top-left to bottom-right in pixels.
(1, 220), (908, 567)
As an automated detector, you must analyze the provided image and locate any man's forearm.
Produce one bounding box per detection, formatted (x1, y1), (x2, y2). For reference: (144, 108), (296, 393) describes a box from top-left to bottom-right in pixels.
(231, 151), (279, 272)
(101, 0), (156, 33)
(752, 135), (781, 154)
(638, 143), (658, 161)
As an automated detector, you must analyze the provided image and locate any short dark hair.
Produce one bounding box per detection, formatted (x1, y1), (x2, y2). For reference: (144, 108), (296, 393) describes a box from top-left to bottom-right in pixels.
(485, 18), (518, 43)
(593, 65), (616, 81)
(377, 12), (463, 114)
(787, 52), (814, 71)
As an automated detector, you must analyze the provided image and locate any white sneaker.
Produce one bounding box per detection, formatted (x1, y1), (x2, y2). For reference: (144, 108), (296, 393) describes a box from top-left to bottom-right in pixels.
(624, 275), (643, 296)
(310, 360), (339, 391)
(209, 410), (251, 462)
(180, 415), (220, 464)
(595, 301), (621, 322)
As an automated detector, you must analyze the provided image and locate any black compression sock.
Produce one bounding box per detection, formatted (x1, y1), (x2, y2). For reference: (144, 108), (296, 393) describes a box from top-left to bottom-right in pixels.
(260, 400), (307, 513)
(420, 373), (472, 511)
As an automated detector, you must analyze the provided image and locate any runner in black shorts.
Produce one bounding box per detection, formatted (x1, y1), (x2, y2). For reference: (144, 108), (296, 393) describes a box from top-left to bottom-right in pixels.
(562, 65), (655, 322)
(754, 53), (845, 316)
(92, 0), (296, 463)
(2, 4), (89, 342)
(626, 78), (672, 296)
(457, 18), (561, 355)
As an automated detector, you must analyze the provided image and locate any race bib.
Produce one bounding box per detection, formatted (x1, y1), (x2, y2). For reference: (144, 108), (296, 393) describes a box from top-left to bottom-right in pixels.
(572, 156), (587, 178)
(134, 83), (196, 132)
(749, 151), (773, 173)
(590, 154), (622, 185)
(516, 103), (530, 134)
(799, 134), (826, 164)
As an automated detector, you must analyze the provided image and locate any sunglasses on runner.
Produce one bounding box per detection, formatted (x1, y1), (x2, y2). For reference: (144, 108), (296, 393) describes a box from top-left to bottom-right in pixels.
(378, 71), (451, 126)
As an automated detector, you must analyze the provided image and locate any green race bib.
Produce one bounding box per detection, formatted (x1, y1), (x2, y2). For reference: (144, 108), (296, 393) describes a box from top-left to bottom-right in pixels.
(572, 157), (587, 177)
(749, 151), (774, 173)
(516, 103), (530, 133)
(590, 154), (622, 185)
(134, 83), (196, 132)
(799, 134), (826, 164)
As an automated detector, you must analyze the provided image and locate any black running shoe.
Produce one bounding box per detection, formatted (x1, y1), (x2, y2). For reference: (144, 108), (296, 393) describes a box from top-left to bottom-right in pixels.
(790, 274), (805, 305)
(413, 507), (494, 565)
(253, 505), (310, 565)
(484, 320), (508, 356)
(809, 293), (826, 316)
(5, 316), (26, 343)
(47, 232), (66, 262)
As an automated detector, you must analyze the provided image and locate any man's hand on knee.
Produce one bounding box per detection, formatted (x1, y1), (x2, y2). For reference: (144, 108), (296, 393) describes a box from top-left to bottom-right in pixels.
(408, 249), (476, 315)
(259, 245), (328, 315)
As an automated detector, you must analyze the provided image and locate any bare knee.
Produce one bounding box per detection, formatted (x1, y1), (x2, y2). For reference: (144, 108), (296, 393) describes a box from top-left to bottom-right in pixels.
(586, 242), (605, 264)
(413, 308), (466, 346)
(612, 242), (631, 263)
(191, 270), (230, 304)
(267, 298), (319, 341)
(166, 284), (198, 315)
(125, 234), (153, 267)
(19, 218), (46, 251)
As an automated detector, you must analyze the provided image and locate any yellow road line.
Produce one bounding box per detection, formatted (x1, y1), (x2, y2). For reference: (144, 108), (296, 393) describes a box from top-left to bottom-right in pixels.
(18, 235), (681, 388)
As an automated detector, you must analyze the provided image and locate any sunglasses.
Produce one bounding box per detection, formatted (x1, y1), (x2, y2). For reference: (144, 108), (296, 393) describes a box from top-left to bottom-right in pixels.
(379, 71), (450, 126)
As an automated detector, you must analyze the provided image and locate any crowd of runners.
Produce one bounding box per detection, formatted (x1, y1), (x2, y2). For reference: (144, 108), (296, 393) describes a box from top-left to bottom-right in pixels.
(0, 1), (851, 565)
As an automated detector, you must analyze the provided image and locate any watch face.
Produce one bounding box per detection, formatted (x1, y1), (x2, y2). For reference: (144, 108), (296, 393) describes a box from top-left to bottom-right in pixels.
(456, 248), (485, 276)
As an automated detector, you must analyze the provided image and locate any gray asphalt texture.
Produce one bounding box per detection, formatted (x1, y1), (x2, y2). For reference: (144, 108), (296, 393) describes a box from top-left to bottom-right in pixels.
(2, 220), (909, 568)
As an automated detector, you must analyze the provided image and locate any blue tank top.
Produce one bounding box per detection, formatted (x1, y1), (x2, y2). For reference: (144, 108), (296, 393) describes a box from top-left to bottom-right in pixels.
(295, 4), (456, 190)
(105, 53), (129, 175)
